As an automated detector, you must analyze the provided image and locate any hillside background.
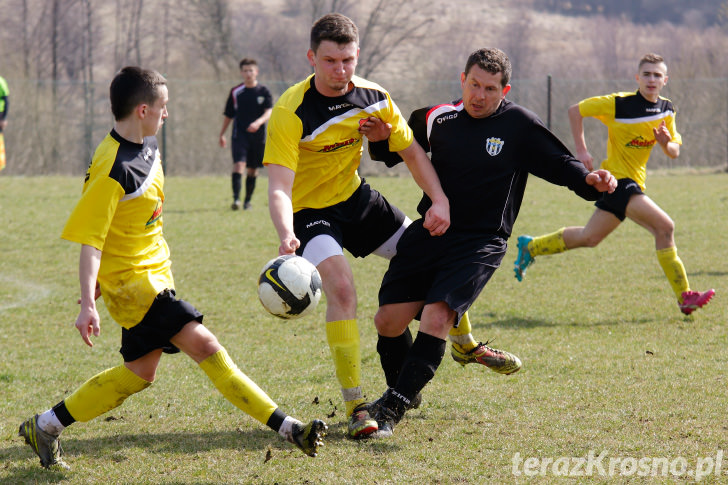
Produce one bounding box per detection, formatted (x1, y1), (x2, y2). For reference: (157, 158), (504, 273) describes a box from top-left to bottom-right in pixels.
(1, 0), (728, 176)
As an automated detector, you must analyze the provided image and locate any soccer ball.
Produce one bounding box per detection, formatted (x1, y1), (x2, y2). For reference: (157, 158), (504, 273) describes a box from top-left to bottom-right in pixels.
(257, 255), (322, 319)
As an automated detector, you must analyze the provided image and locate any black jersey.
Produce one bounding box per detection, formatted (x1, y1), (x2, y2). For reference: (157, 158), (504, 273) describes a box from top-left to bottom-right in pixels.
(223, 83), (273, 139)
(370, 99), (601, 238)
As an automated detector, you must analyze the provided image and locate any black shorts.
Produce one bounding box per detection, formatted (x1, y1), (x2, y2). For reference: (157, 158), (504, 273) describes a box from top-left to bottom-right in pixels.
(293, 181), (406, 258)
(379, 220), (507, 321)
(120, 289), (203, 362)
(231, 133), (265, 168)
(595, 178), (644, 221)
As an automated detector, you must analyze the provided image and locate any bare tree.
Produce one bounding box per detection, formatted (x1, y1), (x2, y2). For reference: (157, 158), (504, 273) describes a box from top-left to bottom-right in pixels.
(171, 0), (235, 79)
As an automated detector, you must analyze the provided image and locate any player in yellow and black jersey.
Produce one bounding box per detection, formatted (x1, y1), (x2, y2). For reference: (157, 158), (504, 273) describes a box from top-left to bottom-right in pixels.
(514, 53), (714, 315)
(264, 13), (520, 440)
(18, 67), (326, 470)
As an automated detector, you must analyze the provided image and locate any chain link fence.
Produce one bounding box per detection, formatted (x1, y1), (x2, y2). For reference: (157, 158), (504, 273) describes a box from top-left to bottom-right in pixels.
(2, 77), (727, 176)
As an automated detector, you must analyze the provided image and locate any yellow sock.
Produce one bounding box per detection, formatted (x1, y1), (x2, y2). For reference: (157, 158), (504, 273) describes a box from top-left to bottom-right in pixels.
(199, 348), (278, 425)
(656, 246), (689, 301)
(448, 312), (478, 353)
(529, 228), (568, 256)
(326, 319), (363, 415)
(64, 365), (151, 422)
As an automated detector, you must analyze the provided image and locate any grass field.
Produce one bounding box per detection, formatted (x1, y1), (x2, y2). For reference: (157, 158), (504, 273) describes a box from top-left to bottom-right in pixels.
(0, 171), (726, 484)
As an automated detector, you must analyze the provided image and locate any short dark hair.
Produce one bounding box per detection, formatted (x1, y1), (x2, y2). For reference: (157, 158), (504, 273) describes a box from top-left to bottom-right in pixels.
(639, 53), (666, 70)
(310, 13), (358, 52)
(464, 48), (512, 87)
(109, 66), (167, 121)
(239, 58), (258, 69)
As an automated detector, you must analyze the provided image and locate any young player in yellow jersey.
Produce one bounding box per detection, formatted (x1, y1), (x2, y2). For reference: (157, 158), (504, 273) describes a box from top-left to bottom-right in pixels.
(264, 13), (520, 440)
(18, 67), (326, 470)
(514, 54), (714, 315)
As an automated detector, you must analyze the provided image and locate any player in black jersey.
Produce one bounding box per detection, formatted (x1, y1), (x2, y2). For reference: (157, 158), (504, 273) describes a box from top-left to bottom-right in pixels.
(219, 58), (273, 210)
(364, 48), (617, 437)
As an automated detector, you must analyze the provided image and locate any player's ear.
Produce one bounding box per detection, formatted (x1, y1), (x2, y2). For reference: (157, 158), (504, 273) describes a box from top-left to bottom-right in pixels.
(307, 49), (315, 67)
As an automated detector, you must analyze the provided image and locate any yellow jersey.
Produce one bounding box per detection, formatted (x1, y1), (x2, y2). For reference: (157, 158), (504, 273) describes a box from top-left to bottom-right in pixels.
(579, 90), (682, 190)
(61, 130), (173, 328)
(263, 74), (413, 211)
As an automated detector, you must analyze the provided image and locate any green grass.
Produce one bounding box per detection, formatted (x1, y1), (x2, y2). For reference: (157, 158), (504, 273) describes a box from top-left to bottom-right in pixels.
(0, 171), (726, 484)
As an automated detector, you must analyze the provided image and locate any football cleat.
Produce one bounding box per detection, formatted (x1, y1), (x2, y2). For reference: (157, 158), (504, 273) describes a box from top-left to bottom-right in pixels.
(231, 199), (242, 210)
(367, 391), (421, 418)
(452, 341), (522, 375)
(18, 415), (70, 470)
(371, 389), (407, 439)
(679, 289), (715, 315)
(290, 419), (327, 457)
(513, 235), (534, 281)
(243, 201), (252, 210)
(347, 403), (378, 439)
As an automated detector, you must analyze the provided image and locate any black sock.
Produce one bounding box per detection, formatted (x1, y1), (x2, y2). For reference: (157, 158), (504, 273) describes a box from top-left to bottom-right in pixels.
(244, 175), (256, 203)
(393, 332), (446, 403)
(376, 328), (413, 388)
(232, 173), (242, 200)
(52, 401), (76, 427)
(266, 407), (287, 432)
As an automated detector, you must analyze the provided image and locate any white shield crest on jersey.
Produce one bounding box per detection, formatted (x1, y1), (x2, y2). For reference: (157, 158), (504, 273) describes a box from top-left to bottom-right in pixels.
(486, 137), (504, 156)
(257, 96), (265, 104)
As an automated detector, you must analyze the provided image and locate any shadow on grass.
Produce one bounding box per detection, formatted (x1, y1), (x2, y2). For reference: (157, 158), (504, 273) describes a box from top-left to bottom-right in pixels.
(476, 315), (653, 329)
(3, 426), (324, 481)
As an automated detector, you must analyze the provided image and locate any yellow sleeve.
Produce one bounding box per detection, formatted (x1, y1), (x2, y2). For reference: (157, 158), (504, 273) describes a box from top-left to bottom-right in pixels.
(263, 104), (303, 171)
(384, 95), (414, 153)
(61, 175), (124, 250)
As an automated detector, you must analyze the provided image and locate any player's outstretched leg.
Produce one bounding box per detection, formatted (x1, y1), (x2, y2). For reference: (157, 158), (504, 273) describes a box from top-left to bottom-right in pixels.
(289, 419), (328, 457)
(679, 289), (715, 315)
(18, 415), (70, 470)
(451, 341), (522, 375)
(513, 235), (534, 281)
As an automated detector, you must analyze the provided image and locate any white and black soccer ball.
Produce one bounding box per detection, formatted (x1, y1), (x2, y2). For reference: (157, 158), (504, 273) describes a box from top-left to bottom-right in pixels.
(257, 255), (322, 319)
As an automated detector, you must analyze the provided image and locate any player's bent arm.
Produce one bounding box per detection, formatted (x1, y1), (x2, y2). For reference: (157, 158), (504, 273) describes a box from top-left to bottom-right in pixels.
(662, 141), (680, 158)
(397, 141), (450, 235)
(568, 103), (593, 170)
(266, 164), (299, 254)
(77, 244), (102, 347)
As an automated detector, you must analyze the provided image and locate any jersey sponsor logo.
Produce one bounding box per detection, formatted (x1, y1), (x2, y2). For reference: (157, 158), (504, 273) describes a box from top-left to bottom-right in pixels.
(625, 136), (656, 149)
(645, 108), (662, 113)
(146, 197), (163, 226)
(436, 113), (458, 124)
(305, 219), (331, 229)
(486, 137), (504, 156)
(328, 102), (353, 111)
(319, 137), (359, 153)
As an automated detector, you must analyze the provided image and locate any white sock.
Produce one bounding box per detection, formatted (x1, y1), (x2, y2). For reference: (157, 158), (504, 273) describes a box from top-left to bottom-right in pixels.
(278, 416), (301, 443)
(37, 409), (65, 436)
(449, 334), (474, 346)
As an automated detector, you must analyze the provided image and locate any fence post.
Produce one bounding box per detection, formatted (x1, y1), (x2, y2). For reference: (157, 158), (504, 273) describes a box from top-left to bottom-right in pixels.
(547, 74), (552, 131)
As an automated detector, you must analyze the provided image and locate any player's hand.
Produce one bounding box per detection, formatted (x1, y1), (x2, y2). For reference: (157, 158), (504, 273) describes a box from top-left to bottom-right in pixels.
(75, 305), (101, 347)
(358, 117), (392, 142)
(575, 150), (594, 171)
(219, 135), (227, 148)
(247, 121), (261, 133)
(278, 236), (300, 256)
(423, 199), (450, 236)
(653, 120), (671, 147)
(586, 169), (617, 193)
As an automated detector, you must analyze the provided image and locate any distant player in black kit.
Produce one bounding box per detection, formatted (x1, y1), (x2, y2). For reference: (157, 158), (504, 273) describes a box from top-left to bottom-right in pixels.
(219, 58), (273, 210)
(364, 48), (617, 437)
